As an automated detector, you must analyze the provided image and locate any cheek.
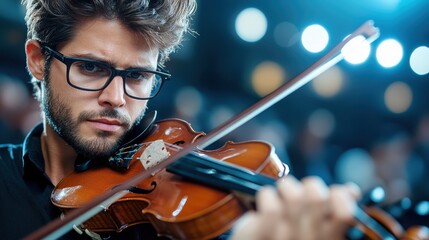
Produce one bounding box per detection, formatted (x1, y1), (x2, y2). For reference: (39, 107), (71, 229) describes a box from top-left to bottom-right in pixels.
(51, 82), (95, 120)
(128, 100), (148, 120)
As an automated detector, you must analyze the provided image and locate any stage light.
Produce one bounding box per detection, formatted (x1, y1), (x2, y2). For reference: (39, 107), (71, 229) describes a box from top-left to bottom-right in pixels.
(376, 39), (403, 68)
(235, 8), (267, 43)
(410, 46), (429, 75)
(301, 24), (329, 53)
(342, 35), (371, 64)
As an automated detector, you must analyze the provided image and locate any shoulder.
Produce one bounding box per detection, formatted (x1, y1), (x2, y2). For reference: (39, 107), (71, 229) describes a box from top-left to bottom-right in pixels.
(0, 143), (23, 159)
(0, 143), (24, 173)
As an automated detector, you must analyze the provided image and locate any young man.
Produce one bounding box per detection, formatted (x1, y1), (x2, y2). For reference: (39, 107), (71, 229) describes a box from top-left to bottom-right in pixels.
(0, 0), (359, 239)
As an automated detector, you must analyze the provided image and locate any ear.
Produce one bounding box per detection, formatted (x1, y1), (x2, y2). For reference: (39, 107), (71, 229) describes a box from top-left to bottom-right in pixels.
(25, 40), (45, 81)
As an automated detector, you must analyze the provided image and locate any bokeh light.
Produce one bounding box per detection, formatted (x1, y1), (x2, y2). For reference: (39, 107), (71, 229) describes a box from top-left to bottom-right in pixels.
(376, 39), (403, 68)
(301, 24), (329, 53)
(384, 81), (413, 114)
(174, 86), (203, 119)
(308, 109), (336, 139)
(410, 46), (429, 75)
(274, 21), (300, 48)
(311, 66), (345, 98)
(208, 105), (235, 130)
(335, 148), (377, 192)
(251, 61), (286, 97)
(415, 201), (429, 216)
(342, 35), (371, 64)
(235, 8), (267, 42)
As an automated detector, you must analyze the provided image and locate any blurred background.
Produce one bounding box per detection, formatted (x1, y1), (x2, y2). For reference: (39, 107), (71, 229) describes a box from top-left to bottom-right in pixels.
(1, 0), (429, 223)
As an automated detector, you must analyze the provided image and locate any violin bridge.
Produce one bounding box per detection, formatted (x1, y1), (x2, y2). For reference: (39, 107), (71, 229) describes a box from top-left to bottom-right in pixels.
(138, 140), (170, 175)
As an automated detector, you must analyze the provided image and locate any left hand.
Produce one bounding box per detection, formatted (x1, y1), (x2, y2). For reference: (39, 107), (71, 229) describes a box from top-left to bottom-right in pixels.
(229, 176), (361, 240)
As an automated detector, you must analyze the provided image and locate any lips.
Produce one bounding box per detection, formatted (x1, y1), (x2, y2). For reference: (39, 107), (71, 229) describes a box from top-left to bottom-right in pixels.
(87, 118), (123, 132)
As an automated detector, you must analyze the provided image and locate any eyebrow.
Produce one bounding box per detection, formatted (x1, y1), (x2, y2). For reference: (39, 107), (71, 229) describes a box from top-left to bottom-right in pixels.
(71, 53), (157, 71)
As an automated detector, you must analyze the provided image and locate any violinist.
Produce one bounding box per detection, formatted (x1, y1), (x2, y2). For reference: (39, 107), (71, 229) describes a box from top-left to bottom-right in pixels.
(0, 0), (367, 239)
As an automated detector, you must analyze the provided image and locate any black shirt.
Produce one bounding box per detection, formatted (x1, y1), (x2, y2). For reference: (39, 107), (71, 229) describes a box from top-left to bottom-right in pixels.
(0, 123), (230, 239)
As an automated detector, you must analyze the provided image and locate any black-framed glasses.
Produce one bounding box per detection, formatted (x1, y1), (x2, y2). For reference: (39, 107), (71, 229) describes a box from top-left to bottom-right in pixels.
(41, 46), (171, 100)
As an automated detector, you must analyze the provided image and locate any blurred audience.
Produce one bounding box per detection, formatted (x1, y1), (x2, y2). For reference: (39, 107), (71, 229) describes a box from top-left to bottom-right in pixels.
(410, 115), (429, 202)
(369, 125), (418, 204)
(0, 73), (41, 144)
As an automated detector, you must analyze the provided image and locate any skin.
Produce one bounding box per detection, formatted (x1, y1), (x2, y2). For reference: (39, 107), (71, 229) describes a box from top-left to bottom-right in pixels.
(25, 17), (159, 185)
(230, 176), (360, 240)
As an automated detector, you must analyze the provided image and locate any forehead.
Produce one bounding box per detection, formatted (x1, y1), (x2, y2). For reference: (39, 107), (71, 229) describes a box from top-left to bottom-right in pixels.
(59, 17), (159, 68)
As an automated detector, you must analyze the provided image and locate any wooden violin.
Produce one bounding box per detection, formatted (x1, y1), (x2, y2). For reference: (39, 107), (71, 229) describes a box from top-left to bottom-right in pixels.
(51, 118), (287, 239)
(50, 117), (429, 240)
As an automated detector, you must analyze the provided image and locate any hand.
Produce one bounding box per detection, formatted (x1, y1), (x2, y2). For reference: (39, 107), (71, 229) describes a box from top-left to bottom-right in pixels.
(230, 176), (361, 240)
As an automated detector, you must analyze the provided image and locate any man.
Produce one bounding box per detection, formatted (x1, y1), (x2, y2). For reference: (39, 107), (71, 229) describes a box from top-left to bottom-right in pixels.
(0, 0), (359, 239)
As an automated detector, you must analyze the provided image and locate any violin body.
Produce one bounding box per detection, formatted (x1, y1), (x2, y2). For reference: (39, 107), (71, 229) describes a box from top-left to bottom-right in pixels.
(52, 118), (287, 239)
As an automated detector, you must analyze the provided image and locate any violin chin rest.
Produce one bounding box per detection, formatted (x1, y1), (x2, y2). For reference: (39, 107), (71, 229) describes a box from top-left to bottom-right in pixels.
(121, 110), (157, 147)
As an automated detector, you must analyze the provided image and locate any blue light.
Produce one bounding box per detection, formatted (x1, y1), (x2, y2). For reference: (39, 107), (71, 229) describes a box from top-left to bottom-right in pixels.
(415, 201), (429, 216)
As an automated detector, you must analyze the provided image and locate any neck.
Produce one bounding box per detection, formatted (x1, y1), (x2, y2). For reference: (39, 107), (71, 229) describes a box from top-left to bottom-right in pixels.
(41, 121), (77, 186)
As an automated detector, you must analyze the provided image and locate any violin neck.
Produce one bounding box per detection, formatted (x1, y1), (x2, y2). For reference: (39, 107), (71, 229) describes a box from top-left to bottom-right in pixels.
(166, 152), (275, 196)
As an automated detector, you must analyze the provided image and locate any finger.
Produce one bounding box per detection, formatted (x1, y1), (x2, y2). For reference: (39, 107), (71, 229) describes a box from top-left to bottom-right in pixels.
(230, 212), (265, 240)
(232, 187), (283, 240)
(326, 184), (359, 239)
(255, 186), (283, 215)
(343, 182), (362, 200)
(232, 212), (294, 240)
(331, 184), (358, 223)
(275, 176), (305, 239)
(272, 218), (292, 240)
(301, 176), (330, 217)
(300, 176), (330, 240)
(252, 186), (285, 238)
(276, 176), (304, 209)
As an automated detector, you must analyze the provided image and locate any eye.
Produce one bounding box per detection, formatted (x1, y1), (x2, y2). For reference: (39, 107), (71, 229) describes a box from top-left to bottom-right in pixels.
(128, 71), (144, 80)
(74, 61), (110, 76)
(127, 71), (153, 81)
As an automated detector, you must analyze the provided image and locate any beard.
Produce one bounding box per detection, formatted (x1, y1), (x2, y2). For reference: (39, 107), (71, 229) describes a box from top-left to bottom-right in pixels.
(41, 74), (146, 161)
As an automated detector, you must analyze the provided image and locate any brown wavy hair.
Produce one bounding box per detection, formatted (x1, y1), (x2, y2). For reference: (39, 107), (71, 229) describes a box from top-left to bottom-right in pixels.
(23, 0), (196, 63)
(22, 0), (196, 100)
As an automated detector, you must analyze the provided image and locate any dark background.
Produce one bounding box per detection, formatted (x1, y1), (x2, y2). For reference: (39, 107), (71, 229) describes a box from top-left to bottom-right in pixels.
(1, 0), (429, 209)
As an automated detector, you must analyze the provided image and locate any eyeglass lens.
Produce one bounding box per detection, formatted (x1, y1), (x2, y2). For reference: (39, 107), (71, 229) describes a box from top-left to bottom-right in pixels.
(68, 60), (162, 99)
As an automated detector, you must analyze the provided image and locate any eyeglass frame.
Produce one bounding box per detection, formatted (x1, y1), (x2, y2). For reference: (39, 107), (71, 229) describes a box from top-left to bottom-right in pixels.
(41, 45), (171, 100)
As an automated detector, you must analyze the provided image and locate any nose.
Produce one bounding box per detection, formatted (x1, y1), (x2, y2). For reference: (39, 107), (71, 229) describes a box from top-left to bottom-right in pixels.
(98, 76), (126, 108)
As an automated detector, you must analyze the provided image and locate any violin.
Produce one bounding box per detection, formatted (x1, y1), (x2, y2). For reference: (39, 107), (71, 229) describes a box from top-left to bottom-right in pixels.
(26, 20), (429, 240)
(51, 117), (288, 239)
(50, 117), (429, 240)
